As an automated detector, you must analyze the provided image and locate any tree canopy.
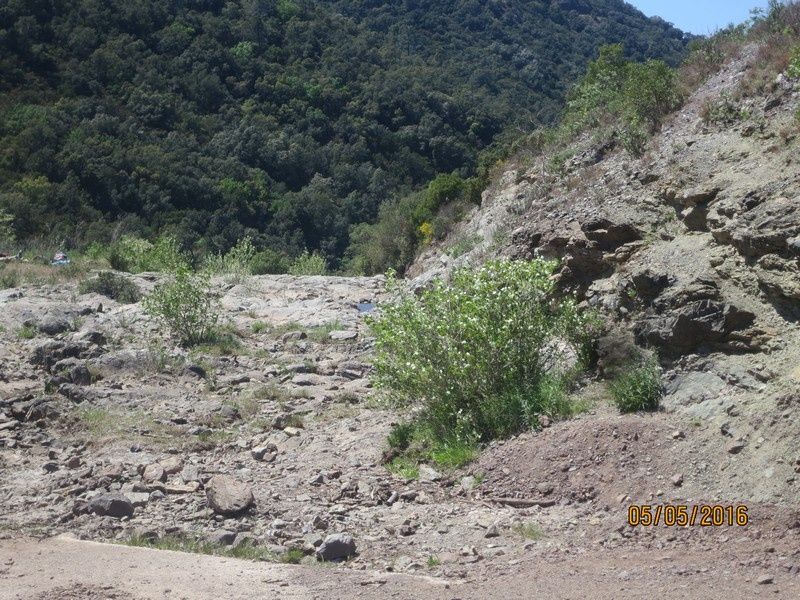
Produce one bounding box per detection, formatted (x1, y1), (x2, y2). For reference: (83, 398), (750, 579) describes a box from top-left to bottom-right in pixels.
(0, 0), (688, 267)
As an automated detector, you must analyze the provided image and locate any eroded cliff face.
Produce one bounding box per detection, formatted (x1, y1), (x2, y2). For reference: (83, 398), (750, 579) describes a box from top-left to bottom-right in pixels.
(411, 43), (800, 503)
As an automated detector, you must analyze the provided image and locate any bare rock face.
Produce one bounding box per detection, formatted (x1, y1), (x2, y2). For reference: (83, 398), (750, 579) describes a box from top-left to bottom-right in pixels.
(635, 299), (756, 357)
(754, 254), (800, 303)
(31, 341), (87, 370)
(205, 475), (254, 515)
(621, 273), (759, 357)
(510, 221), (610, 293)
(580, 217), (641, 251)
(727, 197), (800, 258)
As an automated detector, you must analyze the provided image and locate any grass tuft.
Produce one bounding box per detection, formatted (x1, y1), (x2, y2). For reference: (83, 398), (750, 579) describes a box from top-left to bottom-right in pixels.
(609, 357), (662, 413)
(124, 533), (304, 563)
(511, 522), (544, 540)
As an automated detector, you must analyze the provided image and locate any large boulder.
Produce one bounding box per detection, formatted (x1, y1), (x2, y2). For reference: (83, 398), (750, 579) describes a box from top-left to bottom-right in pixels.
(89, 492), (134, 519)
(205, 475), (254, 515)
(316, 533), (357, 562)
(31, 341), (86, 370)
(10, 396), (58, 422)
(36, 316), (72, 336)
(629, 268), (673, 301)
(511, 221), (611, 294)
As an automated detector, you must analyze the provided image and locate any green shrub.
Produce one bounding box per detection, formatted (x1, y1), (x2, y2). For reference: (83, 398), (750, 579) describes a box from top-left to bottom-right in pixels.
(789, 46), (800, 79)
(623, 60), (680, 129)
(252, 249), (290, 275)
(388, 422), (417, 451)
(416, 173), (468, 220)
(700, 93), (748, 125)
(345, 195), (420, 275)
(0, 266), (19, 289)
(143, 269), (220, 346)
(565, 44), (680, 154)
(387, 456), (420, 479)
(609, 357), (662, 413)
(17, 324), (37, 339)
(369, 260), (594, 446)
(109, 235), (189, 273)
(345, 163), (495, 276)
(108, 236), (151, 272)
(79, 272), (141, 304)
(0, 208), (15, 246)
(511, 522), (544, 540)
(203, 236), (256, 278)
(447, 234), (483, 258)
(288, 251), (328, 276)
(430, 442), (478, 469)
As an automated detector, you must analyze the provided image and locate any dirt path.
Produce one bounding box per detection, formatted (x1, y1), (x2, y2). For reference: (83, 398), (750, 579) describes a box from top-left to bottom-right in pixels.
(1, 535), (797, 600)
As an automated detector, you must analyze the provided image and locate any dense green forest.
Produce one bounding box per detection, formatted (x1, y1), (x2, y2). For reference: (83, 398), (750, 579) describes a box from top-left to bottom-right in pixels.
(0, 0), (688, 270)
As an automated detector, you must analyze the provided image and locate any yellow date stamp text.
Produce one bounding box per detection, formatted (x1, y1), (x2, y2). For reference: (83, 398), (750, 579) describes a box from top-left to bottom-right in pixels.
(627, 504), (749, 527)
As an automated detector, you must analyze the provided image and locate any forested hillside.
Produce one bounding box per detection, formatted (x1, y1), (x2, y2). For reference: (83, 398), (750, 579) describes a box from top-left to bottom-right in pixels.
(0, 0), (688, 268)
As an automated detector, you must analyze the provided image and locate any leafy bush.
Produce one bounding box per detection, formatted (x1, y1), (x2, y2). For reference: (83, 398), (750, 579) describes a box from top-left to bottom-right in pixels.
(448, 234), (483, 258)
(345, 194), (421, 275)
(79, 272), (141, 304)
(252, 250), (291, 275)
(789, 46), (800, 78)
(203, 237), (256, 279)
(346, 170), (486, 274)
(109, 236), (189, 274)
(143, 269), (220, 346)
(609, 357), (662, 413)
(0, 208), (15, 247)
(288, 251), (328, 276)
(388, 422), (417, 451)
(0, 266), (19, 289)
(369, 260), (594, 447)
(565, 44), (681, 155)
(700, 94), (748, 125)
(679, 28), (745, 91)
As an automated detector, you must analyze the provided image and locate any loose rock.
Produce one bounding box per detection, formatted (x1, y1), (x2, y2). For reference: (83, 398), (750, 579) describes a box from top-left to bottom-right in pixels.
(205, 475), (254, 515)
(89, 493), (134, 519)
(316, 533), (357, 561)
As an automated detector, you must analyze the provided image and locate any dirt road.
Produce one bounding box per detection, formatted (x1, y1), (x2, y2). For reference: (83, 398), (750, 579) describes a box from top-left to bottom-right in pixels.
(1, 535), (797, 600)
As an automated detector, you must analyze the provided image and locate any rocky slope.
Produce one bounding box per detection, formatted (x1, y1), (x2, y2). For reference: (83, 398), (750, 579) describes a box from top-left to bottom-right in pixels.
(412, 42), (800, 507)
(2, 42), (800, 600)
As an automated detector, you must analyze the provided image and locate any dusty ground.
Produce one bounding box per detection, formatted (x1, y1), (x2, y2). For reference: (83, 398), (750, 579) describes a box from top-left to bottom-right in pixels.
(1, 273), (799, 599)
(2, 534), (798, 600)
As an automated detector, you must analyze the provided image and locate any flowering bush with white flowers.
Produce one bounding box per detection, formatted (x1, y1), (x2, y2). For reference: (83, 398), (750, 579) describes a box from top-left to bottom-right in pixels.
(369, 260), (595, 451)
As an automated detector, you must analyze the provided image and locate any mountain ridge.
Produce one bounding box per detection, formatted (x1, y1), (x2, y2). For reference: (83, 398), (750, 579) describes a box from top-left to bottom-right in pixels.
(0, 0), (687, 266)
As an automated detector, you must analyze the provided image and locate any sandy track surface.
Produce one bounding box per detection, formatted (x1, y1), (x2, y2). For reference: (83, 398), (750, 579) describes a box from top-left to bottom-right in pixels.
(1, 535), (797, 600)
